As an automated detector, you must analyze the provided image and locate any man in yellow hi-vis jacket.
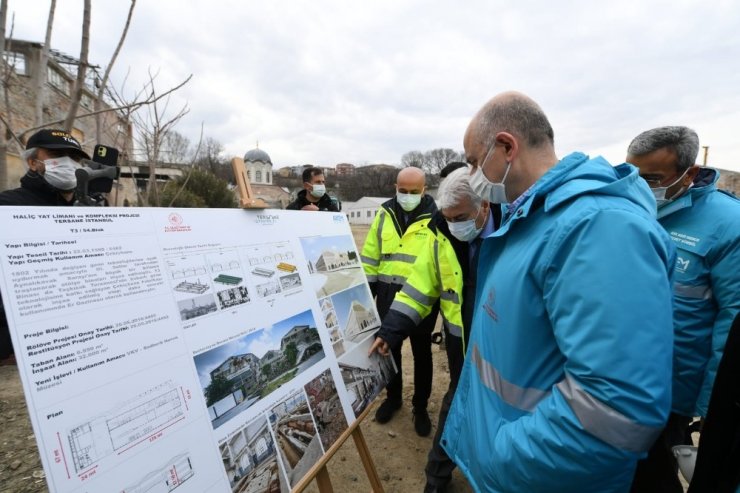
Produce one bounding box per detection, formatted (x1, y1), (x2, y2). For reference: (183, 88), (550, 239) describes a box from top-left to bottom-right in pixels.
(370, 166), (500, 491)
(361, 166), (439, 436)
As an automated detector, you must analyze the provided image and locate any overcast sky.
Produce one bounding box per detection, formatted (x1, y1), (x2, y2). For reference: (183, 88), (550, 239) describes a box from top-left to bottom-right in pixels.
(9, 1), (740, 171)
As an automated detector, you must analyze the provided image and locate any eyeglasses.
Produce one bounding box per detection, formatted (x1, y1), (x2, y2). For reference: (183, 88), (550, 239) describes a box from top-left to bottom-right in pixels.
(641, 169), (689, 189)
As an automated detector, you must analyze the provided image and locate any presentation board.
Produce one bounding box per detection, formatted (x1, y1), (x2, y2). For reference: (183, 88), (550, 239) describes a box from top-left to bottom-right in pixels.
(0, 207), (394, 493)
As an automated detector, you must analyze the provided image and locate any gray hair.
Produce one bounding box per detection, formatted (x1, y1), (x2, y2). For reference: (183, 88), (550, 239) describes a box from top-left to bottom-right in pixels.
(627, 126), (699, 172)
(476, 94), (554, 148)
(437, 167), (482, 210)
(22, 147), (39, 162)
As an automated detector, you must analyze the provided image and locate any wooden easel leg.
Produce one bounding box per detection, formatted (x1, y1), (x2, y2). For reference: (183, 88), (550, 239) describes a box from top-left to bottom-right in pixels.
(352, 426), (385, 493)
(315, 465), (333, 493)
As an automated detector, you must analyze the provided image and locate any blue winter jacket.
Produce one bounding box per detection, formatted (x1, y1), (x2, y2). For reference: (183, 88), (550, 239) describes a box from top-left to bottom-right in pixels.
(657, 168), (740, 417)
(441, 153), (675, 493)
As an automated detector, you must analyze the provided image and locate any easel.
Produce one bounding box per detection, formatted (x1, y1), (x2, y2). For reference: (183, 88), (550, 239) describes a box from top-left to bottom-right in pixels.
(231, 156), (385, 492)
(231, 157), (268, 208)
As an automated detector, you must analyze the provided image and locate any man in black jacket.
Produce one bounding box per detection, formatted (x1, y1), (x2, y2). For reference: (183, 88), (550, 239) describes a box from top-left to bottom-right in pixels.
(286, 167), (339, 212)
(0, 129), (89, 364)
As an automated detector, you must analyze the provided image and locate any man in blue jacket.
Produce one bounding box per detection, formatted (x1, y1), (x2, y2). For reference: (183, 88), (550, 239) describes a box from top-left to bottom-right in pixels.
(441, 92), (675, 492)
(626, 126), (740, 492)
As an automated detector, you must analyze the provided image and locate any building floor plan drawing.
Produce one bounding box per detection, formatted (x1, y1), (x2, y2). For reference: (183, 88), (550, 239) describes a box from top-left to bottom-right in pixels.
(68, 381), (186, 473)
(122, 453), (195, 493)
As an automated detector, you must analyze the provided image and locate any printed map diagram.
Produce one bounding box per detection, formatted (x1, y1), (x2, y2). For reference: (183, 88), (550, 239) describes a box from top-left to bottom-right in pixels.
(67, 381), (186, 473)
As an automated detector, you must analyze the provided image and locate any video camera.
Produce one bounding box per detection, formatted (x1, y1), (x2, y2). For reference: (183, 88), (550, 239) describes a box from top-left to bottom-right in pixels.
(74, 144), (120, 207)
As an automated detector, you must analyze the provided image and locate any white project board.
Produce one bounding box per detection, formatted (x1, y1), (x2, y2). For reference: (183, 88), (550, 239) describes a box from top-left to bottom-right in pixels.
(0, 207), (394, 493)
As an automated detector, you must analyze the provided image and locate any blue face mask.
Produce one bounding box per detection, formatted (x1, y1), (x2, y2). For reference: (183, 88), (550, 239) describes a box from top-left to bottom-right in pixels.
(469, 158), (511, 205)
(446, 207), (483, 242)
(650, 169), (689, 208)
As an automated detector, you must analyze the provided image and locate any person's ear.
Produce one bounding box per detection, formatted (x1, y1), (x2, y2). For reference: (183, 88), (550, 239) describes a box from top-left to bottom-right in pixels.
(27, 157), (39, 172)
(684, 166), (700, 186)
(495, 132), (518, 161)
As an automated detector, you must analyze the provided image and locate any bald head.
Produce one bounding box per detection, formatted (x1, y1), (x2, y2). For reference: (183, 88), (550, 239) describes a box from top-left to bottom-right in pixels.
(466, 91), (554, 150)
(397, 166), (426, 194)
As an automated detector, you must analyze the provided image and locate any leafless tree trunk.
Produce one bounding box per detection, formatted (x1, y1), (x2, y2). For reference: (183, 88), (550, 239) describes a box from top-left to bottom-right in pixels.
(34, 0), (55, 126)
(0, 0), (8, 191)
(95, 0), (135, 142)
(63, 0), (90, 132)
(129, 70), (191, 206)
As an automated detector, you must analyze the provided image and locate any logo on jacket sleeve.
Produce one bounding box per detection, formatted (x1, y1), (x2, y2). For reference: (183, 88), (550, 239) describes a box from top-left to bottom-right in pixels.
(676, 257), (690, 273)
(482, 288), (499, 322)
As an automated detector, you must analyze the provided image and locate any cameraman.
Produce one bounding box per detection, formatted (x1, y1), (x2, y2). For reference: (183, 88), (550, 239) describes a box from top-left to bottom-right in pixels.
(0, 129), (90, 364)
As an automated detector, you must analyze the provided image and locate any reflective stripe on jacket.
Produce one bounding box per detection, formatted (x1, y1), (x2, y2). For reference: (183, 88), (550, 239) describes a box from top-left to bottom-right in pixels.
(378, 218), (465, 350)
(441, 154), (675, 493)
(657, 168), (740, 417)
(361, 195), (436, 316)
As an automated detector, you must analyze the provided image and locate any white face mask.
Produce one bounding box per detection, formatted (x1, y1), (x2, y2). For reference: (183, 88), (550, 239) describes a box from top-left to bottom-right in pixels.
(447, 207), (483, 242)
(42, 156), (79, 191)
(470, 162), (511, 204)
(650, 169), (689, 208)
(310, 183), (326, 198)
(397, 192), (422, 212)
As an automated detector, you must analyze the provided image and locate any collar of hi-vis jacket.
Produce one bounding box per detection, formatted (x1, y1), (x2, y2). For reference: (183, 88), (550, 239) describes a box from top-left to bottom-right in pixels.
(383, 194), (436, 237)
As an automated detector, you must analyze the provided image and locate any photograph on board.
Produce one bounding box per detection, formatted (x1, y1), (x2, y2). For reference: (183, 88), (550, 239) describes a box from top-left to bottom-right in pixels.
(299, 234), (364, 298)
(194, 309), (325, 429)
(269, 391), (323, 488)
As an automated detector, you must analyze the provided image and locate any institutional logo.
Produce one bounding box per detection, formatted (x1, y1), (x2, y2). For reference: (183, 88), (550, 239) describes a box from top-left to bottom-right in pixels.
(165, 213), (191, 232)
(482, 288), (499, 322)
(256, 214), (280, 226)
(676, 257), (690, 273)
(333, 214), (344, 223)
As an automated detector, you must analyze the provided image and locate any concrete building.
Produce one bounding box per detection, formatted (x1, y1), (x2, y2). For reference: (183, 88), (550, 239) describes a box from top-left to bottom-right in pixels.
(314, 249), (357, 272)
(335, 163), (355, 176)
(344, 197), (388, 225)
(220, 418), (278, 489)
(343, 300), (379, 342)
(210, 353), (261, 385)
(1, 39), (133, 195)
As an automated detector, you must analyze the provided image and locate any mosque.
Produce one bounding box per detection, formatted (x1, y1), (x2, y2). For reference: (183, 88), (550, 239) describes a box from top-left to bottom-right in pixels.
(242, 145), (292, 208)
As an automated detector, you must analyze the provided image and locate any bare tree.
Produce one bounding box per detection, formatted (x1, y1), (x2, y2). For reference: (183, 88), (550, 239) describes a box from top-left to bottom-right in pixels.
(401, 150), (424, 169)
(423, 148), (463, 175)
(95, 0), (136, 142)
(63, 0), (90, 131)
(130, 69), (191, 206)
(160, 130), (191, 164)
(34, 0), (55, 126)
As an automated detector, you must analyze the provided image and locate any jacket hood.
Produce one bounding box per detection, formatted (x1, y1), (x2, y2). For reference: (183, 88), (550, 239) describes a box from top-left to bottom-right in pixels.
(534, 152), (656, 217)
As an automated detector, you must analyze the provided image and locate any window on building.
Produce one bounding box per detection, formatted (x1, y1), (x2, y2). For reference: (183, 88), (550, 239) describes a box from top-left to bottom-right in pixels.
(375, 210), (378, 216)
(3, 52), (26, 75)
(256, 170), (262, 182)
(47, 66), (70, 95)
(267, 172), (271, 184)
(80, 92), (94, 110)
(247, 170), (251, 181)
(367, 210), (372, 217)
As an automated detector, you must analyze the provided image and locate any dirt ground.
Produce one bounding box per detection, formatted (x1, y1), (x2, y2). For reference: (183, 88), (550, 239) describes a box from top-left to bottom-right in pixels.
(0, 224), (472, 493)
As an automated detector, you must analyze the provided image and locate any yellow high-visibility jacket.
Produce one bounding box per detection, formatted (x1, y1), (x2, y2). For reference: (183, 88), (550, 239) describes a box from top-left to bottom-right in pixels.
(361, 195), (437, 317)
(377, 214), (466, 351)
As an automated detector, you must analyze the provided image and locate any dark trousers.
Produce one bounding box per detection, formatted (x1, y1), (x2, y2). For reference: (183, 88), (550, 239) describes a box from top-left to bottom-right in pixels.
(425, 328), (465, 487)
(384, 308), (438, 409)
(630, 412), (693, 493)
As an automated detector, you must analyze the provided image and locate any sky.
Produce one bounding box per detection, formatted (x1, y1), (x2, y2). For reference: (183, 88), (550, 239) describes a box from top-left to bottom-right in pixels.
(300, 234), (356, 264)
(8, 1), (740, 171)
